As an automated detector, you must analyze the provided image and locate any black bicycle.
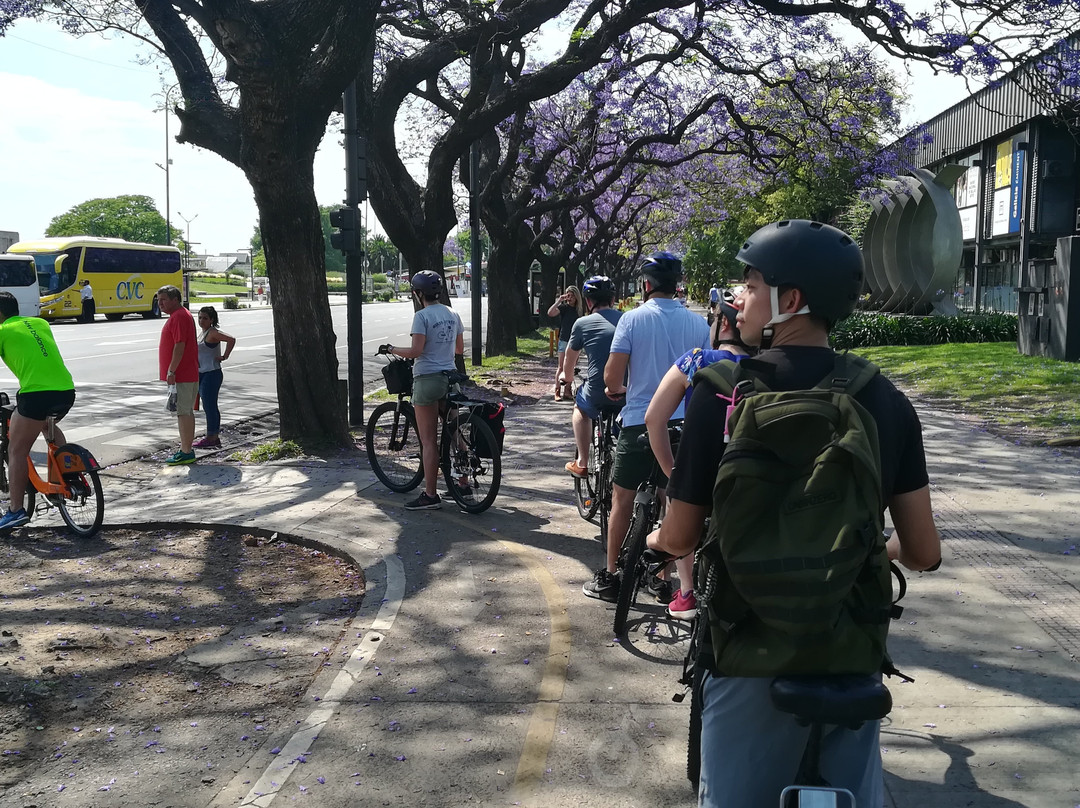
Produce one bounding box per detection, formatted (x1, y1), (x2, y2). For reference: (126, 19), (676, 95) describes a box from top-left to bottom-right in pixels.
(365, 349), (501, 513)
(573, 404), (619, 540)
(612, 422), (682, 638)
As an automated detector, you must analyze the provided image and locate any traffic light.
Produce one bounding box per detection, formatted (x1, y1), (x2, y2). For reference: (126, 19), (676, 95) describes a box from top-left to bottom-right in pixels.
(329, 206), (360, 254)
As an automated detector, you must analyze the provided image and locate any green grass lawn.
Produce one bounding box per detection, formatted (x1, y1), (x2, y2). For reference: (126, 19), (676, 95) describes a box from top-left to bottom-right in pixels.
(190, 279), (249, 296)
(858, 342), (1080, 441)
(470, 331), (551, 377)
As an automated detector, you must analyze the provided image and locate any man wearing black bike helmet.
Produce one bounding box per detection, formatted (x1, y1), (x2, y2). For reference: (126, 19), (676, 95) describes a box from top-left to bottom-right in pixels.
(582, 251), (709, 602)
(560, 275), (622, 479)
(385, 270), (464, 510)
(651, 220), (941, 808)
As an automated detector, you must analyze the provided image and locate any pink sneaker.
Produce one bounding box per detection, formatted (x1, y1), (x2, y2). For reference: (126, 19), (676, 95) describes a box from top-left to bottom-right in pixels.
(667, 589), (697, 620)
(192, 436), (221, 449)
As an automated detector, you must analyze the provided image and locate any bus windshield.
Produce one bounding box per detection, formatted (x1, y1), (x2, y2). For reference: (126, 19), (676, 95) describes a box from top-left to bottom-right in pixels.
(32, 250), (80, 295)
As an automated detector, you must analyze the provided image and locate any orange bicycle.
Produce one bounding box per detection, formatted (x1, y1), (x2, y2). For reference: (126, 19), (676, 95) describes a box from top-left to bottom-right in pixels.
(0, 392), (104, 538)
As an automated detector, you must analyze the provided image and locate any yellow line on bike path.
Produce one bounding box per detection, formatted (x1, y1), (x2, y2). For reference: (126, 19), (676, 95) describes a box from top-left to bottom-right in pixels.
(496, 538), (571, 806)
(400, 506), (571, 806)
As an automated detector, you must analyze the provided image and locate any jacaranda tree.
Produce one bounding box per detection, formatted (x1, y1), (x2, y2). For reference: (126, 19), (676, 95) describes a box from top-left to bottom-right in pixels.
(5, 0), (1080, 442)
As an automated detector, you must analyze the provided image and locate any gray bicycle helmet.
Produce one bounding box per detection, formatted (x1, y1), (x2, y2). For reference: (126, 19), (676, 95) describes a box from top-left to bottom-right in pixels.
(734, 219), (863, 323)
(639, 251), (682, 292)
(582, 275), (616, 303)
(410, 270), (442, 297)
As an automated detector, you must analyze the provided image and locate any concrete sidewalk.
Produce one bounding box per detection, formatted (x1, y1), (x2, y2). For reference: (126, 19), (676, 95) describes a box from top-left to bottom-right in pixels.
(98, 400), (1080, 808)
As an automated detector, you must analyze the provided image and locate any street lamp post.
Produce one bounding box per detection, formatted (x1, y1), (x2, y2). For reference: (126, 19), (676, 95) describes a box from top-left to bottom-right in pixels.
(177, 211), (198, 269)
(153, 85), (179, 246)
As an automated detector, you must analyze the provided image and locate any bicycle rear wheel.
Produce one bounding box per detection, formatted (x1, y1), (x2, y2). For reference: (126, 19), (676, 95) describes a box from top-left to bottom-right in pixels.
(597, 428), (614, 543)
(613, 499), (651, 638)
(687, 663), (704, 789)
(441, 414), (501, 514)
(366, 401), (424, 493)
(57, 467), (104, 538)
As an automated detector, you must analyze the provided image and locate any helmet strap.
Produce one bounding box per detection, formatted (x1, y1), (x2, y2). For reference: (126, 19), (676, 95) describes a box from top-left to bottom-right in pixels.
(760, 286), (810, 345)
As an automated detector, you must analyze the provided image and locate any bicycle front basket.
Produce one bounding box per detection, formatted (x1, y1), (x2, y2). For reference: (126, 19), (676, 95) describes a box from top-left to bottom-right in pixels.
(382, 359), (414, 395)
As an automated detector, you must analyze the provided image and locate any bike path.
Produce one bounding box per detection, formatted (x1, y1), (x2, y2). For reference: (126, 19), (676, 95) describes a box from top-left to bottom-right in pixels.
(95, 402), (1080, 808)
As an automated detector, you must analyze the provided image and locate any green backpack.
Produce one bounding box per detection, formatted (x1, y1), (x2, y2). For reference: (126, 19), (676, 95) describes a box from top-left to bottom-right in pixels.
(692, 353), (897, 677)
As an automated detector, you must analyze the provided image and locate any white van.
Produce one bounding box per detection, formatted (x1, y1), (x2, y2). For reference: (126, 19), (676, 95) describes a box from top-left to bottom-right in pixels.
(0, 254), (41, 316)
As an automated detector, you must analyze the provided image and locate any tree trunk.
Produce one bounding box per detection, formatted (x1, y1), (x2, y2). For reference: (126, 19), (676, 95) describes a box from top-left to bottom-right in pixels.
(249, 167), (347, 444)
(535, 252), (564, 330)
(510, 241), (535, 336)
(485, 239), (518, 355)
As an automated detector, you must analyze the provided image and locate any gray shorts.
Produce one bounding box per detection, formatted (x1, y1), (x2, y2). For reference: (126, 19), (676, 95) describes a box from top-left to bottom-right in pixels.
(412, 372), (449, 406)
(697, 673), (883, 807)
(174, 382), (199, 416)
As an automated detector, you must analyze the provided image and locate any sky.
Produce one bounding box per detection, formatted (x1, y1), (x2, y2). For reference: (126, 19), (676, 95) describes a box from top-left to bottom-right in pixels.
(0, 19), (971, 257)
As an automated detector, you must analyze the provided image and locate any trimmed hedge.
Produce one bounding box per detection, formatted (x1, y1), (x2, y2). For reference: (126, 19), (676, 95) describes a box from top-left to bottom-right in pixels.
(830, 313), (1018, 350)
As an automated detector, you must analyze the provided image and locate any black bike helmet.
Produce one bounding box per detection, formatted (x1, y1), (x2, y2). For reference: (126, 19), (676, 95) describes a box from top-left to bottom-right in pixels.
(410, 270), (442, 297)
(582, 275), (616, 303)
(639, 251), (682, 292)
(734, 219), (863, 323)
(715, 301), (748, 349)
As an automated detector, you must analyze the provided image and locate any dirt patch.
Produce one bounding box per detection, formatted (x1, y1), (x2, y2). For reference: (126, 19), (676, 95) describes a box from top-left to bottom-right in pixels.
(469, 353), (564, 406)
(0, 527), (365, 805)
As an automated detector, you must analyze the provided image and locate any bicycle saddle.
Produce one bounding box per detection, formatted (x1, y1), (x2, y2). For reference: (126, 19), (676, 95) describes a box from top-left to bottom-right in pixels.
(769, 675), (891, 729)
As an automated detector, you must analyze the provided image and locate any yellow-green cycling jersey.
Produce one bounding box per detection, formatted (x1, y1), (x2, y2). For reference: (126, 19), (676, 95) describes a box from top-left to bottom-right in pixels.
(0, 316), (75, 393)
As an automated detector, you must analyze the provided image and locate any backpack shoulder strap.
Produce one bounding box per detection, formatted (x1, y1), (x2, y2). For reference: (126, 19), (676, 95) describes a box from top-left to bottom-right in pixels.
(691, 358), (739, 396)
(815, 352), (880, 397)
(693, 358), (774, 398)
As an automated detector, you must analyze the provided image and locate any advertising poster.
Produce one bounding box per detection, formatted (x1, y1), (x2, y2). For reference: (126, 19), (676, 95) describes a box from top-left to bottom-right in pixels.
(991, 138), (1024, 237)
(954, 158), (980, 240)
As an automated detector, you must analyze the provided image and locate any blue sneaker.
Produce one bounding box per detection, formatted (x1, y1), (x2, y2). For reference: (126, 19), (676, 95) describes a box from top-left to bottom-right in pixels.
(0, 508), (30, 530)
(166, 450), (197, 466)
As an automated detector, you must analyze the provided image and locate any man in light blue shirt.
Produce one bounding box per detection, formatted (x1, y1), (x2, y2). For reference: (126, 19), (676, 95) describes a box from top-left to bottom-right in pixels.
(582, 252), (710, 602)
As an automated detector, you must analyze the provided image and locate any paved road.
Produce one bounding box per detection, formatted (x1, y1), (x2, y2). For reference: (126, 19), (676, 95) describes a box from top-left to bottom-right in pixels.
(0, 297), (487, 466)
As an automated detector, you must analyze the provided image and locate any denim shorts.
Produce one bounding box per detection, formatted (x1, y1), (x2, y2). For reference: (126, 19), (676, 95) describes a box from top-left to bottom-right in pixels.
(574, 387), (622, 423)
(557, 339), (569, 353)
(412, 372), (450, 406)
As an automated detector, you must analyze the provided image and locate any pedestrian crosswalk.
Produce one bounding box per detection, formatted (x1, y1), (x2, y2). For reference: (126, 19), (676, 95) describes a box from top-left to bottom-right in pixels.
(0, 379), (279, 466)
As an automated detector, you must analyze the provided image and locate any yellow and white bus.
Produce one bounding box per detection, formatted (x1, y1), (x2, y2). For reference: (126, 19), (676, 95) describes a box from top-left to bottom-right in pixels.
(6, 237), (182, 322)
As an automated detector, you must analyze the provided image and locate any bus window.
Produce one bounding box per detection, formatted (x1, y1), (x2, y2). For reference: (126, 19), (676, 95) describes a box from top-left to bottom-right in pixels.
(0, 261), (35, 287)
(34, 249), (81, 295)
(83, 247), (181, 275)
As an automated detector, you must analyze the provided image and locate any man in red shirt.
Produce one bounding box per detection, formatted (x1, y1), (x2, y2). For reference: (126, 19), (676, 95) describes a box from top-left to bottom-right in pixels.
(157, 285), (199, 465)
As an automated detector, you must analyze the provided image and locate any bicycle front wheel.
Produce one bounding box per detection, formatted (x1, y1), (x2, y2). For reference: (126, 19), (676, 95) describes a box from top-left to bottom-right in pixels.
(441, 414), (501, 514)
(366, 401), (424, 493)
(0, 453), (37, 521)
(57, 467), (104, 538)
(573, 432), (600, 521)
(613, 499), (651, 638)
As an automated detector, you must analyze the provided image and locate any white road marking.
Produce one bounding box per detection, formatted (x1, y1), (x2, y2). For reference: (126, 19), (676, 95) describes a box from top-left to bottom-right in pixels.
(239, 552), (406, 806)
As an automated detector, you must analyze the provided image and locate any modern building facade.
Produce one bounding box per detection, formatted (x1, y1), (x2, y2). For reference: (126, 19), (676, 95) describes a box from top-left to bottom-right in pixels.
(903, 34), (1080, 317)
